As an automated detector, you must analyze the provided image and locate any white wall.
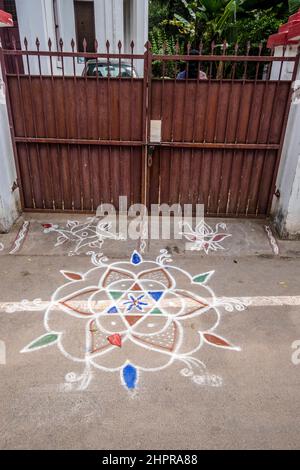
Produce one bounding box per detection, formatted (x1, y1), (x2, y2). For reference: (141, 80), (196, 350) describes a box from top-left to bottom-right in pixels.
(271, 45), (300, 81)
(0, 66), (20, 232)
(15, 0), (148, 76)
(272, 59), (300, 238)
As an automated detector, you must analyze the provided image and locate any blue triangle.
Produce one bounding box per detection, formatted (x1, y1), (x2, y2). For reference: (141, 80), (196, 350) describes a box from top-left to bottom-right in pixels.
(122, 364), (138, 389)
(107, 306), (118, 314)
(148, 291), (163, 302)
(131, 251), (142, 265)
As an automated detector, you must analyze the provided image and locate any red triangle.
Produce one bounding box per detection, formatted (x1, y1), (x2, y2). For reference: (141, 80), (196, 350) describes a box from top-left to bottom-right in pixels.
(131, 283), (142, 291)
(125, 315), (142, 326)
(107, 334), (122, 348)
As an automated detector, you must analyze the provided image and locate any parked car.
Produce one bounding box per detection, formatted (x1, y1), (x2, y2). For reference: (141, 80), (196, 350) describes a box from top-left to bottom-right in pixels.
(82, 59), (139, 78)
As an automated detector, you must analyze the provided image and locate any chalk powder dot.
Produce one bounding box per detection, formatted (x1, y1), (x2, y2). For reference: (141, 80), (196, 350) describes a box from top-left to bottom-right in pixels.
(122, 364), (138, 389)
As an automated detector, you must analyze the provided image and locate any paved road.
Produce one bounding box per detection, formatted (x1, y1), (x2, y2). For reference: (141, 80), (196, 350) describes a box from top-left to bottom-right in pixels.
(0, 216), (300, 449)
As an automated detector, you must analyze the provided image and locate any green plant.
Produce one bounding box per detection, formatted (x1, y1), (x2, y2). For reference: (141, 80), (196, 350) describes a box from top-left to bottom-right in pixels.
(149, 28), (185, 78)
(163, 0), (243, 47)
(289, 0), (300, 14)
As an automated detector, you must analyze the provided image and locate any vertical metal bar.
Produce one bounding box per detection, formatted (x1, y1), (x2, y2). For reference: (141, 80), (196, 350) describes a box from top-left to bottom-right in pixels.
(88, 143), (94, 211)
(82, 37), (92, 210)
(106, 40), (113, 203)
(141, 41), (151, 208)
(170, 41), (179, 142)
(36, 38), (55, 210)
(241, 43), (263, 216)
(49, 38), (64, 210)
(203, 41), (215, 142)
(0, 38), (25, 209)
(118, 40), (122, 141)
(25, 37), (45, 208)
(255, 46), (287, 215)
(130, 40), (135, 206)
(191, 40), (203, 143)
(117, 40), (122, 212)
(71, 38), (81, 211)
(235, 41), (251, 215)
(214, 41), (227, 214)
(219, 43), (239, 215)
(203, 41), (215, 214)
(59, 38), (70, 210)
(209, 41), (227, 214)
(181, 42), (191, 142)
(160, 42), (166, 120)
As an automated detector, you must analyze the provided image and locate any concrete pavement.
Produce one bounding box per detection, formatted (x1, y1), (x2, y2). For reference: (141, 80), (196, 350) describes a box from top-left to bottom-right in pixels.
(0, 214), (300, 450)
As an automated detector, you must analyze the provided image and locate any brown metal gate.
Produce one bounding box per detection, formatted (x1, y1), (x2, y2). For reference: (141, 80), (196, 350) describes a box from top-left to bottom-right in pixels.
(0, 39), (299, 217)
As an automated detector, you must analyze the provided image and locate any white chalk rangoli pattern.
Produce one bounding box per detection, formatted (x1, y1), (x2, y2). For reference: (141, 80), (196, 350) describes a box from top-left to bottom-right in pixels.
(42, 218), (123, 256)
(21, 250), (247, 391)
(0, 243), (4, 252)
(9, 221), (30, 254)
(264, 225), (279, 256)
(180, 221), (232, 253)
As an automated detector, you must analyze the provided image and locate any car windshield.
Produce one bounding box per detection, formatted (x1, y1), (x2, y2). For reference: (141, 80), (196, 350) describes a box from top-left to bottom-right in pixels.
(87, 63), (136, 77)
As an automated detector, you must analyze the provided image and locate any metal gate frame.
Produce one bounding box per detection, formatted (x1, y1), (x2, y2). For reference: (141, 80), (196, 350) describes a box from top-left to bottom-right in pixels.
(0, 38), (299, 217)
(146, 45), (300, 217)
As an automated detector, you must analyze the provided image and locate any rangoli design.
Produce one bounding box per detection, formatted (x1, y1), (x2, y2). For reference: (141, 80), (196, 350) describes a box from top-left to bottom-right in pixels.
(0, 243), (4, 252)
(180, 221), (231, 253)
(21, 250), (247, 391)
(9, 221), (30, 254)
(42, 218), (123, 256)
(264, 225), (279, 256)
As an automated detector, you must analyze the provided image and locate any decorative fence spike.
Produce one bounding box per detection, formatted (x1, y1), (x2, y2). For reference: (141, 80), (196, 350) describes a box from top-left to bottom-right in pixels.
(59, 38), (63, 51)
(71, 38), (75, 51)
(23, 36), (28, 50)
(145, 41), (151, 51)
(48, 37), (52, 50)
(94, 39), (98, 52)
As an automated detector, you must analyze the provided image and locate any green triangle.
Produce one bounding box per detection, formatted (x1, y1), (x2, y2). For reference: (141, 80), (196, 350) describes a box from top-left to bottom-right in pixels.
(150, 307), (162, 315)
(193, 271), (213, 284)
(109, 291), (123, 300)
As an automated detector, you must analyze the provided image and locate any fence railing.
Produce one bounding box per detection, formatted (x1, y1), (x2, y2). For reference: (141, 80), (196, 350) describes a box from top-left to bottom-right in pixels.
(0, 36), (299, 81)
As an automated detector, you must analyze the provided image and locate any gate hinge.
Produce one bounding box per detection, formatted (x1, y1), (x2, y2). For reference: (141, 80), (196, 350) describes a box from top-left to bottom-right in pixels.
(275, 189), (280, 198)
(11, 180), (19, 192)
(147, 145), (155, 168)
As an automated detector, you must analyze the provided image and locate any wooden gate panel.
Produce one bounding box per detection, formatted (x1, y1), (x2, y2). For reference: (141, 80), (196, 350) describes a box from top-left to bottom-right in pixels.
(149, 147), (283, 217)
(1, 42), (298, 216)
(7, 76), (144, 141)
(150, 70), (295, 216)
(16, 142), (143, 211)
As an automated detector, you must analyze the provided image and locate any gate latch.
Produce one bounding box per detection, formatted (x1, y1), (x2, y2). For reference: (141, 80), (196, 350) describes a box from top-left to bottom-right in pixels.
(147, 145), (155, 168)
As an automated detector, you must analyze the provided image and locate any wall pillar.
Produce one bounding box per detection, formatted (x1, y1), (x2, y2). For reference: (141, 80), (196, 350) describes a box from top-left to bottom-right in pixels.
(269, 9), (300, 239)
(0, 59), (21, 232)
(271, 65), (300, 239)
